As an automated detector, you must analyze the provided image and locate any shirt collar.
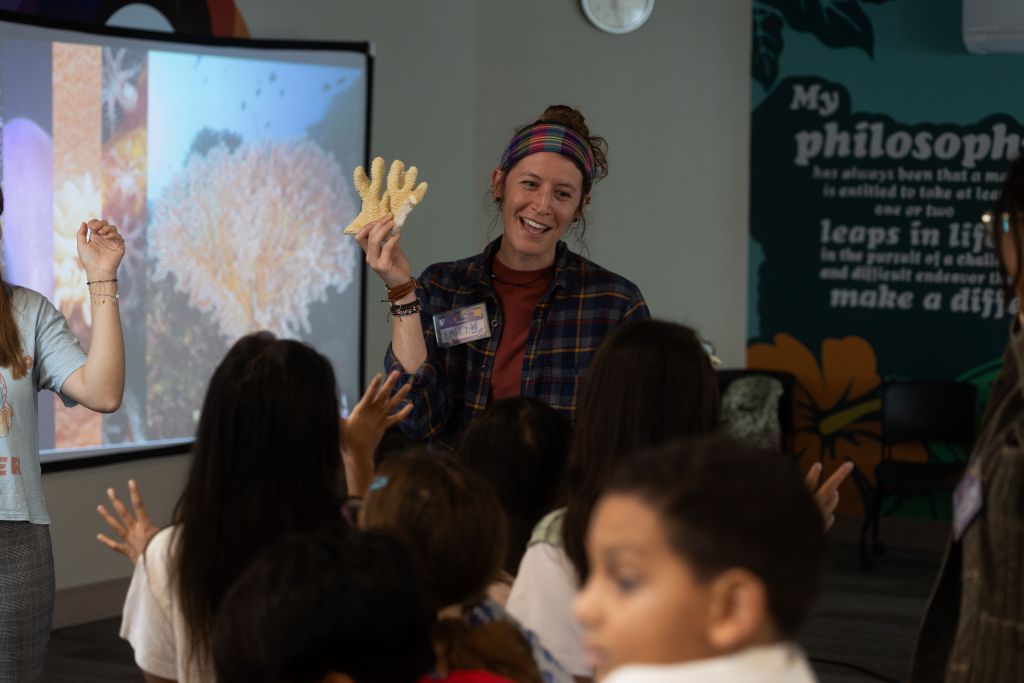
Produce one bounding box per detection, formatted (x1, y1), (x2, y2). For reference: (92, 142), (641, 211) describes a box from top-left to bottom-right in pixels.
(476, 237), (579, 292)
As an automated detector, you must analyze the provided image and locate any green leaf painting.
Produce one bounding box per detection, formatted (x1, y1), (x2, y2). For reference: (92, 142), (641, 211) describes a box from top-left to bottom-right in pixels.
(753, 7), (785, 90)
(753, 0), (892, 90)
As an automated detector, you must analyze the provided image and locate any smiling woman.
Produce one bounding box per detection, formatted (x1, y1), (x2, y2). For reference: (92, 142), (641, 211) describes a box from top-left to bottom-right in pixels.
(353, 105), (650, 449)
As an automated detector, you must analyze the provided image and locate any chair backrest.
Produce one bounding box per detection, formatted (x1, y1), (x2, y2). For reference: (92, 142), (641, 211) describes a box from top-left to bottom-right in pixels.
(717, 369), (796, 452)
(880, 379), (977, 449)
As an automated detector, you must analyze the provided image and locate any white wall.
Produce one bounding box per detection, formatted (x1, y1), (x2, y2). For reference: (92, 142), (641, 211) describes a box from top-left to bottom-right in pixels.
(45, 0), (753, 597)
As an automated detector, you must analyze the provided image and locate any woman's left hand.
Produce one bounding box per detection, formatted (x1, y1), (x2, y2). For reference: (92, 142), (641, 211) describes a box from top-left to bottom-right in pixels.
(77, 219), (125, 279)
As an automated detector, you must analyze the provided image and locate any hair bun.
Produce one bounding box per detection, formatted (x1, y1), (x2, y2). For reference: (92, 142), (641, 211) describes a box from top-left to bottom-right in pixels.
(533, 104), (609, 187)
(539, 105), (590, 138)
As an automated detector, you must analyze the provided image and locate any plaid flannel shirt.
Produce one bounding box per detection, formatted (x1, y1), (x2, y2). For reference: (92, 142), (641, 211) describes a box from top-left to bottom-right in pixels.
(385, 237), (650, 449)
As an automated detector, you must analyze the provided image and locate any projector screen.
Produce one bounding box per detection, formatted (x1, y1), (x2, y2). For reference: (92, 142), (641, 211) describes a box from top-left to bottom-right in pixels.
(0, 14), (369, 465)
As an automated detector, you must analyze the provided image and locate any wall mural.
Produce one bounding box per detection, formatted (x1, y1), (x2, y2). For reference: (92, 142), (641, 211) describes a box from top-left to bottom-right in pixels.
(748, 0), (1022, 517)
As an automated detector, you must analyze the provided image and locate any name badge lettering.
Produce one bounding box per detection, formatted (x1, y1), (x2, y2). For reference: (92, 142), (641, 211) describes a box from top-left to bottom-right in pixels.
(433, 303), (491, 348)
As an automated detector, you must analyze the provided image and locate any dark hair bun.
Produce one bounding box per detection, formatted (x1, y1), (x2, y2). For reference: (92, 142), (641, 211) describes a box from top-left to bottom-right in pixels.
(540, 105), (590, 136)
(532, 104), (609, 186)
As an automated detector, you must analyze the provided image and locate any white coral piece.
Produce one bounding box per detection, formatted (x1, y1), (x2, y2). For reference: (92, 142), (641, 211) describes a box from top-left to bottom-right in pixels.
(149, 139), (357, 340)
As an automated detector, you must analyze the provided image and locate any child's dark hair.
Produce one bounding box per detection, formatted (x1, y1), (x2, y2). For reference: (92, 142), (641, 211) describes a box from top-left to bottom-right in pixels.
(171, 332), (345, 667)
(212, 524), (436, 683)
(361, 452), (507, 610)
(361, 453), (542, 683)
(603, 436), (827, 638)
(455, 397), (570, 574)
(562, 320), (720, 581)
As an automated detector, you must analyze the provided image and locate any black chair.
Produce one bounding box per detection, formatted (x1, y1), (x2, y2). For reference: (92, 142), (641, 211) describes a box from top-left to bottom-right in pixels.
(716, 369), (796, 454)
(859, 379), (976, 570)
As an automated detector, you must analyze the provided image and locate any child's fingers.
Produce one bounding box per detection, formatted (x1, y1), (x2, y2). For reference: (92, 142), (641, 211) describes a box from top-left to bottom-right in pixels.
(822, 461), (855, 493)
(96, 505), (127, 538)
(377, 370), (403, 399)
(804, 462), (822, 492)
(384, 381), (412, 408)
(107, 488), (134, 524)
(385, 402), (414, 426)
(128, 480), (151, 521)
(96, 533), (126, 554)
(356, 374), (384, 408)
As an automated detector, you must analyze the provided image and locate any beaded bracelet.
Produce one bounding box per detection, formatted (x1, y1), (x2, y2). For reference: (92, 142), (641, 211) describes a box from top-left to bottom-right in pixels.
(89, 292), (120, 305)
(386, 299), (421, 322)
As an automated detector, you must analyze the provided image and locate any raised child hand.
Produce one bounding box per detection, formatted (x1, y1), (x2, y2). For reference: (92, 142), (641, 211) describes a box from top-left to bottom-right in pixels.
(96, 479), (158, 565)
(804, 461), (854, 531)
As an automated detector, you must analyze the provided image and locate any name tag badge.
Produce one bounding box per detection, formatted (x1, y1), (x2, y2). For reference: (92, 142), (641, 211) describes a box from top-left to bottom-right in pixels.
(433, 303), (491, 348)
(952, 464), (983, 542)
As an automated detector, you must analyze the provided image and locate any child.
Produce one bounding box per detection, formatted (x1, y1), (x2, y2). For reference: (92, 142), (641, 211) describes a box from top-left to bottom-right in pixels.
(573, 437), (826, 683)
(454, 397), (570, 584)
(212, 524), (436, 683)
(361, 453), (572, 683)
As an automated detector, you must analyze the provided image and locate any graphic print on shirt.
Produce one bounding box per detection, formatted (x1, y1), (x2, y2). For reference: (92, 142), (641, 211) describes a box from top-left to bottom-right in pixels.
(0, 373), (12, 437)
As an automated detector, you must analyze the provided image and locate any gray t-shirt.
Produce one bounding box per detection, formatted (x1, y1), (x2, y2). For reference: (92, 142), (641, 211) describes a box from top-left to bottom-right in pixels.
(0, 286), (86, 524)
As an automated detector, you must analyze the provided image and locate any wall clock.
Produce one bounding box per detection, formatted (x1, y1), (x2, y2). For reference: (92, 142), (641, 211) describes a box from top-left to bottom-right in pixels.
(581, 0), (655, 34)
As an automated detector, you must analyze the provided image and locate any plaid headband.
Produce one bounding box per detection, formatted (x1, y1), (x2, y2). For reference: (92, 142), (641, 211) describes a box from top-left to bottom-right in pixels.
(499, 122), (596, 187)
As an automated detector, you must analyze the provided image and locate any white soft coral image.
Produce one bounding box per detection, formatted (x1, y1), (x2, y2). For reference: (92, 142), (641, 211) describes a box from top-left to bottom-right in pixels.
(149, 139), (358, 340)
(102, 47), (142, 133)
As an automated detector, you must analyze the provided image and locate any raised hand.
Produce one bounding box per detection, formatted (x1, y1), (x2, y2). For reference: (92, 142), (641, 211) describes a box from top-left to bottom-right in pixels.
(344, 157), (391, 235)
(354, 216), (414, 288)
(804, 460), (854, 531)
(385, 160), (428, 229)
(96, 479), (158, 565)
(77, 219), (125, 280)
(339, 371), (413, 497)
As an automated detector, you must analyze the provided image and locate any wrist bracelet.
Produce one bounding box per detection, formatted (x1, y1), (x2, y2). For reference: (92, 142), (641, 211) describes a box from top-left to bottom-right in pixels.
(385, 298), (421, 322)
(385, 278), (416, 302)
(86, 278), (118, 285)
(89, 292), (120, 305)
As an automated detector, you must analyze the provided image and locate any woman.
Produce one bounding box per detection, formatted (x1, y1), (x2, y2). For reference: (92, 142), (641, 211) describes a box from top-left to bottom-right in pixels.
(506, 321), (850, 680)
(355, 105), (649, 449)
(0, 185), (125, 680)
(911, 158), (1024, 682)
(118, 334), (409, 682)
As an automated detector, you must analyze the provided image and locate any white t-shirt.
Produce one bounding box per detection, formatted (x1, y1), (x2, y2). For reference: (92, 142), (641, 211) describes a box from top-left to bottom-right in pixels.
(507, 537), (587, 677)
(121, 526), (213, 682)
(0, 286), (86, 524)
(602, 644), (818, 683)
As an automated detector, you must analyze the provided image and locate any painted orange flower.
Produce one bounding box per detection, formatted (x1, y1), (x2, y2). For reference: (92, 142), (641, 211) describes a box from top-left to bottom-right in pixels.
(748, 333), (925, 514)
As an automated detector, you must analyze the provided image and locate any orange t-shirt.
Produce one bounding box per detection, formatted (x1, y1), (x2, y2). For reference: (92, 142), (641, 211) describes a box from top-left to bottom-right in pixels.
(489, 257), (554, 401)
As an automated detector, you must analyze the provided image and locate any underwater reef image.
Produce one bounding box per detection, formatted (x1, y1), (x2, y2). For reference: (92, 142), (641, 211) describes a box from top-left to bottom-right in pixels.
(149, 138), (357, 340)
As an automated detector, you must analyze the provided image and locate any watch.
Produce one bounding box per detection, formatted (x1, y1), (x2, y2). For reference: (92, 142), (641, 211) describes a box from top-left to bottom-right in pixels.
(581, 0), (655, 34)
